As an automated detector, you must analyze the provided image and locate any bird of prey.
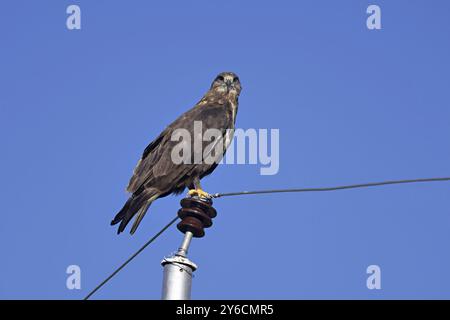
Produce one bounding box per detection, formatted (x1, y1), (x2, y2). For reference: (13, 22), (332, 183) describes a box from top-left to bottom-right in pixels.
(111, 72), (242, 234)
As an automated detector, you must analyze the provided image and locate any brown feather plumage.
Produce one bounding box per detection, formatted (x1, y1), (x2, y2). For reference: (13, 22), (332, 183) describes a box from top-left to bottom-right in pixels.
(111, 72), (242, 234)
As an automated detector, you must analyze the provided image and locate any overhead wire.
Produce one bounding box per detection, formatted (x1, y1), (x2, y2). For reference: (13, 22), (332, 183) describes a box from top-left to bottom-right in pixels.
(84, 176), (450, 299)
(84, 216), (179, 300)
(212, 177), (450, 198)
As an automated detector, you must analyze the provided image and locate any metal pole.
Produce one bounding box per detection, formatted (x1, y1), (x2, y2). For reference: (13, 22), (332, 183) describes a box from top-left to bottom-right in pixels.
(161, 197), (216, 300)
(178, 231), (193, 257)
(161, 231), (197, 300)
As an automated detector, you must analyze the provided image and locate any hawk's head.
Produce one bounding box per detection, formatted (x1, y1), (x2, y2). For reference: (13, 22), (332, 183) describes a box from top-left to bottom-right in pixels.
(210, 72), (242, 96)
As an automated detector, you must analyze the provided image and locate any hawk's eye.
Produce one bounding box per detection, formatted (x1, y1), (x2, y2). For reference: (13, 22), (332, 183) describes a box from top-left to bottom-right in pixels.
(216, 76), (225, 82)
(233, 77), (239, 82)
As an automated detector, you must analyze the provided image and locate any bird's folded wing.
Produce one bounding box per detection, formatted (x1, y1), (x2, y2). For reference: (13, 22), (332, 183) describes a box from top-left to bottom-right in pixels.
(126, 102), (232, 193)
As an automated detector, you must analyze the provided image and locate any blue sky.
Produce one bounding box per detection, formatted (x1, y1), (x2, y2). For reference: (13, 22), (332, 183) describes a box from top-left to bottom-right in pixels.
(1, 0), (450, 299)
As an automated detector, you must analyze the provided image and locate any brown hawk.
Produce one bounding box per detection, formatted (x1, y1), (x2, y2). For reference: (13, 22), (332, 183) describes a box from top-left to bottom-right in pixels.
(111, 72), (242, 234)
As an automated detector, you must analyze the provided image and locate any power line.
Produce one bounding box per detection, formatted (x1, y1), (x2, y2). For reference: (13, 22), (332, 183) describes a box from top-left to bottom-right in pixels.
(212, 177), (450, 198)
(84, 216), (179, 300)
(84, 176), (450, 299)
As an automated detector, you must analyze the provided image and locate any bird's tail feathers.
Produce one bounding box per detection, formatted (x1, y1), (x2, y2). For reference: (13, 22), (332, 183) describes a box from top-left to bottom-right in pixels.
(111, 190), (160, 235)
(130, 195), (157, 235)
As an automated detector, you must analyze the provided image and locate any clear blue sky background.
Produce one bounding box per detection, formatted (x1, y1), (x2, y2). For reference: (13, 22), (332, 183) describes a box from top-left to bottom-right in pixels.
(1, 0), (450, 299)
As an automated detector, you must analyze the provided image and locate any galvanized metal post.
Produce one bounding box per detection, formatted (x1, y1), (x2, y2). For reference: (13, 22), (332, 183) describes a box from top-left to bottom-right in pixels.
(160, 197), (217, 300)
(161, 231), (197, 300)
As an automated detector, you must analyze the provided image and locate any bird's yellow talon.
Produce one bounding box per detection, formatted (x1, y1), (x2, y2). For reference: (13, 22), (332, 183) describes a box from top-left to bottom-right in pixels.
(188, 189), (211, 199)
